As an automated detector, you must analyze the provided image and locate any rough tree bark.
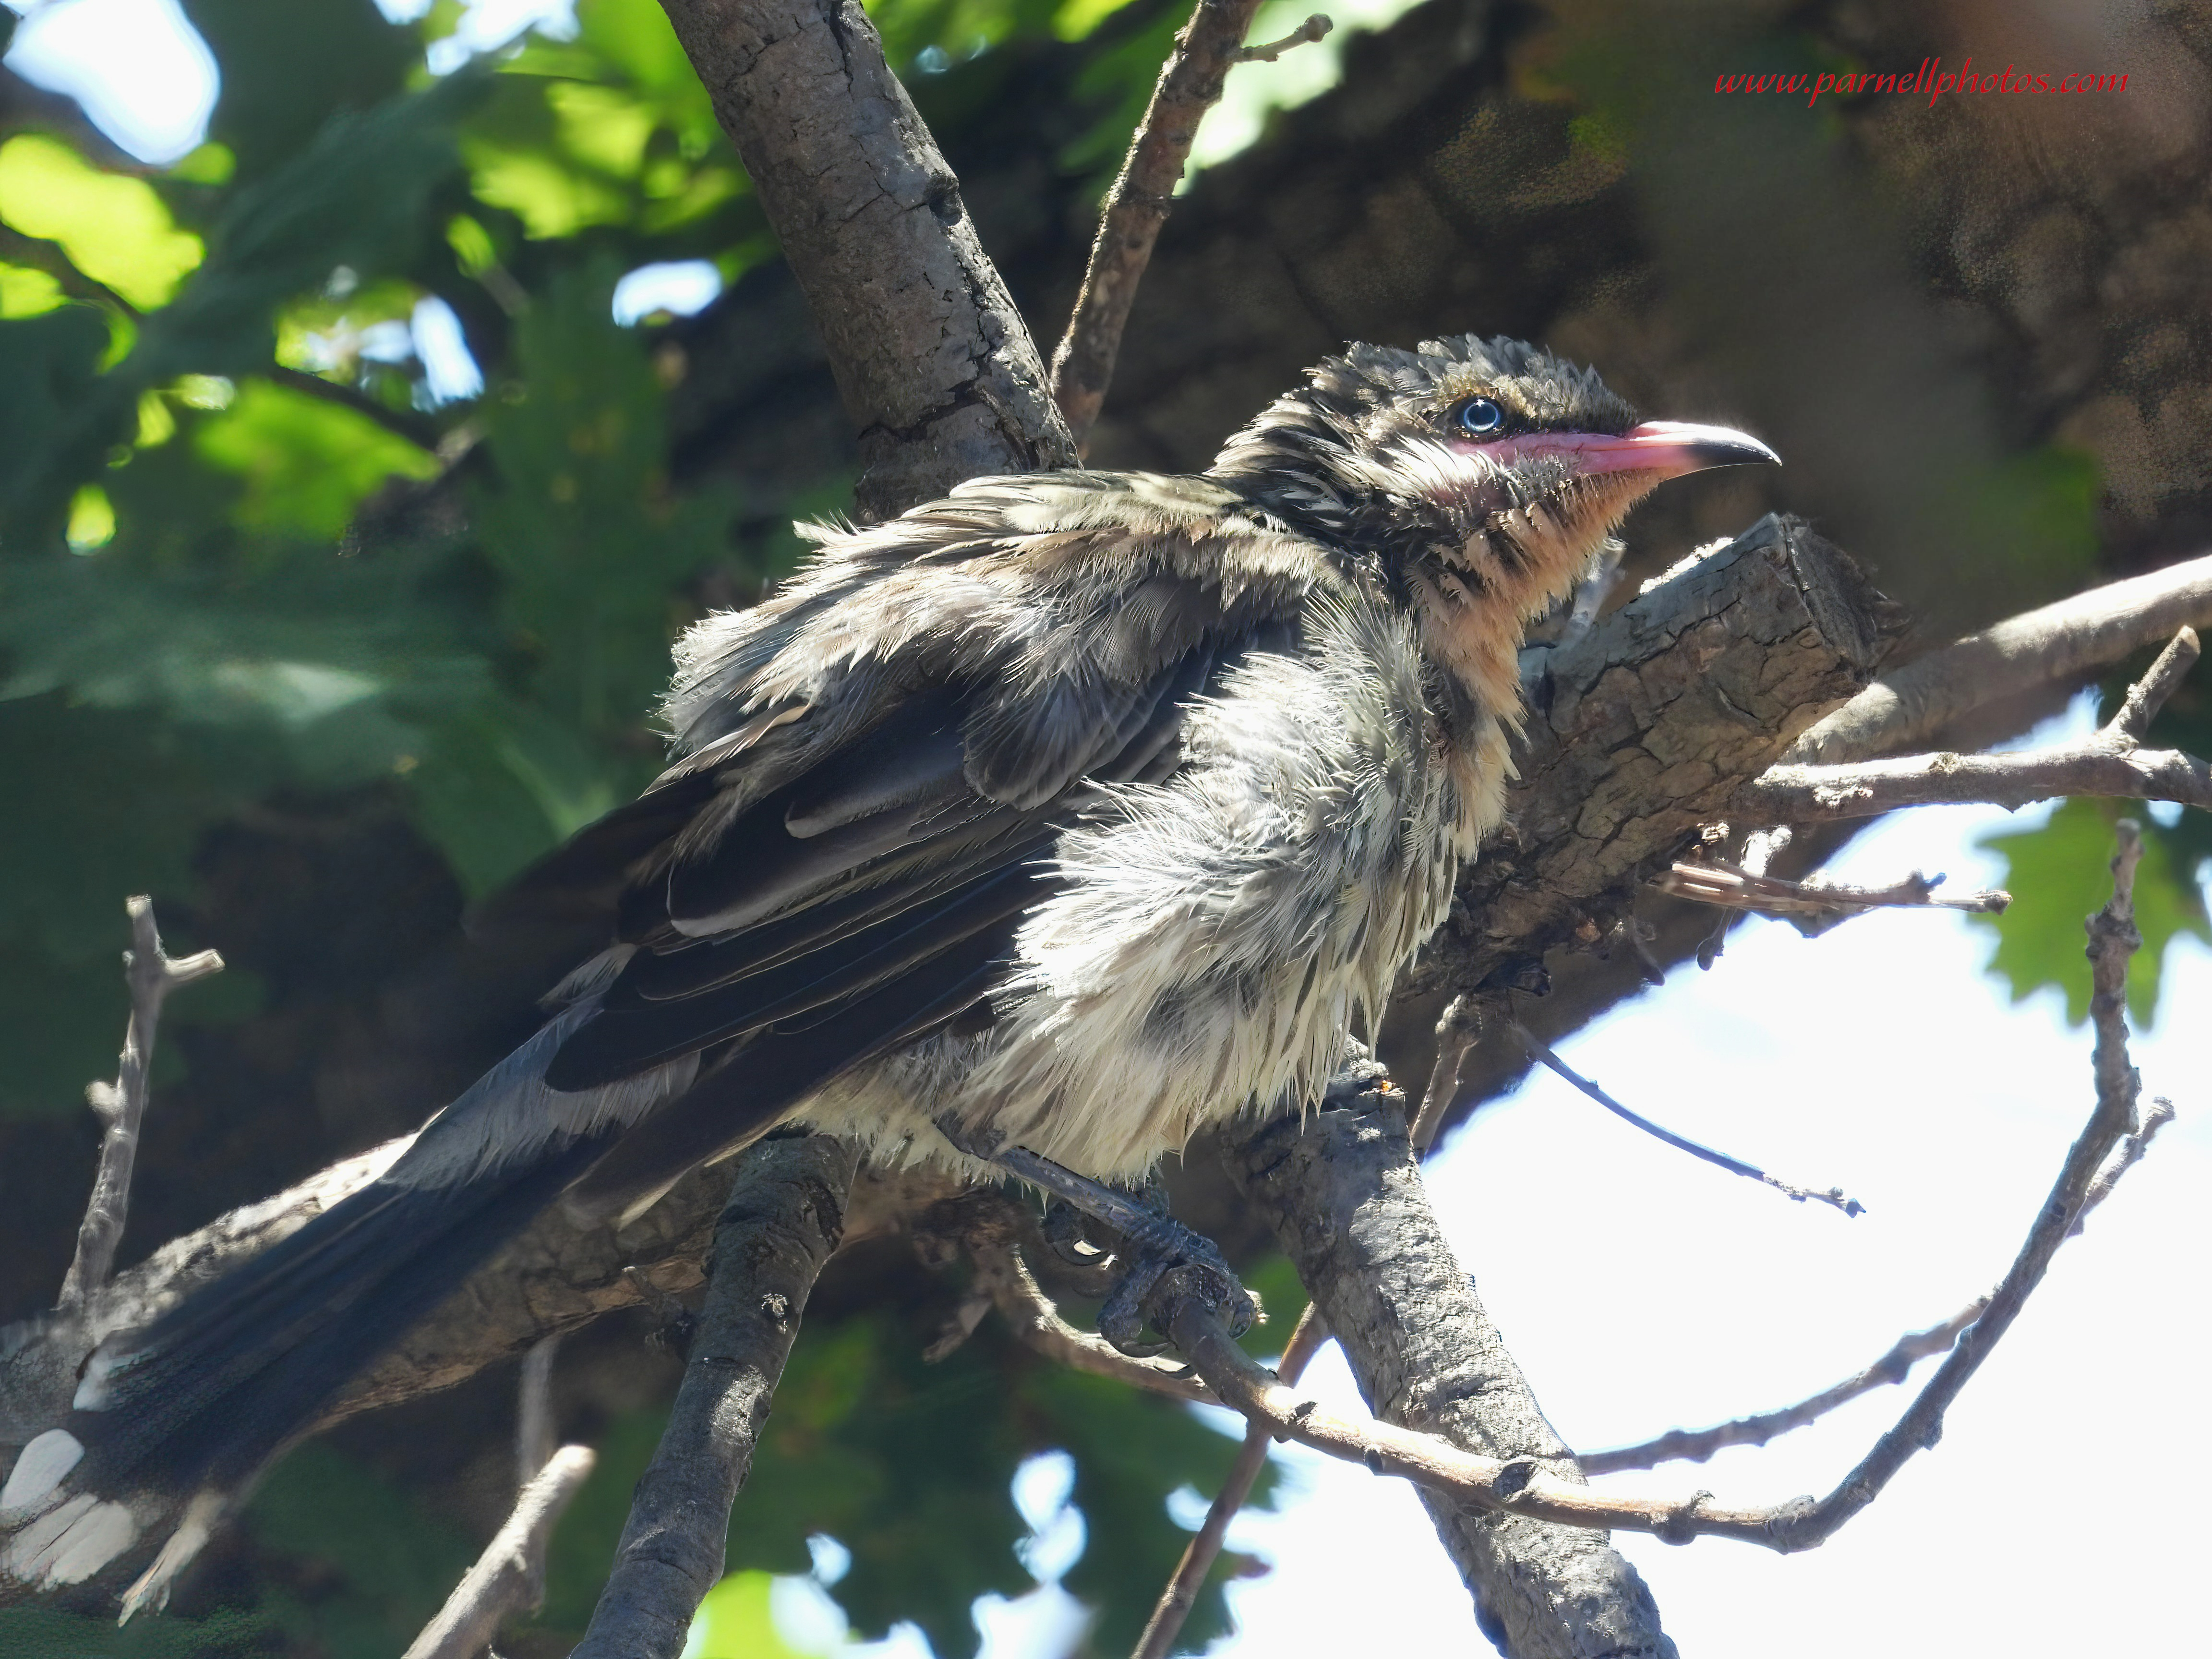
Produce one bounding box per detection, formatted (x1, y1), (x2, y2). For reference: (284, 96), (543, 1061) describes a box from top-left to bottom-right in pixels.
(572, 1136), (858, 1659)
(1228, 1083), (1676, 1659)
(656, 0), (1077, 518)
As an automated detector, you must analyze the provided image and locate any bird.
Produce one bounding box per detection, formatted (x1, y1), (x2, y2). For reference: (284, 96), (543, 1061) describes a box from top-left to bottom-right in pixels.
(0, 333), (1776, 1612)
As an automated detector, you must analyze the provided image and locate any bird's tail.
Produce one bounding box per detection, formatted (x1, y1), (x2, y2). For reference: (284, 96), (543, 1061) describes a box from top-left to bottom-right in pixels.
(0, 1007), (689, 1615)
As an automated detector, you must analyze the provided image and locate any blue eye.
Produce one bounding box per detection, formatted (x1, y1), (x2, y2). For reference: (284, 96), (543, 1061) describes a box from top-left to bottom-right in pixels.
(1456, 397), (1505, 436)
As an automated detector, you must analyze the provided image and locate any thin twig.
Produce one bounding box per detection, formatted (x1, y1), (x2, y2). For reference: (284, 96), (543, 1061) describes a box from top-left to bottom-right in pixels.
(1698, 824), (1791, 969)
(1749, 820), (2152, 1545)
(1130, 1307), (1326, 1659)
(1234, 12), (1331, 61)
(1581, 1305), (1986, 1475)
(516, 1334), (560, 1488)
(1746, 628), (2205, 823)
(57, 897), (224, 1313)
(1586, 1092), (2174, 1474)
(400, 1444), (596, 1659)
(1408, 995), (1483, 1152)
(268, 363), (443, 452)
(1656, 859), (2011, 919)
(1049, 0), (1272, 445)
(2111, 626), (2202, 741)
(1513, 1022), (1864, 1216)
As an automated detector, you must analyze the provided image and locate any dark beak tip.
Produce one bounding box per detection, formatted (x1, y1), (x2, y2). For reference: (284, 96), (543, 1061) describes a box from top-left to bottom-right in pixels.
(1689, 437), (1782, 470)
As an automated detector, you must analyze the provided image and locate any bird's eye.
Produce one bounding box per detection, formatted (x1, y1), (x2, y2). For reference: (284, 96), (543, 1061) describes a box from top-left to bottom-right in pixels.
(1455, 397), (1506, 437)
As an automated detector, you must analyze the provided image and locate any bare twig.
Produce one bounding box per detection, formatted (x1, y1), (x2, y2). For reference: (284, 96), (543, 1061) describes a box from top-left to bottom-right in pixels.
(1164, 1295), (1797, 1547)
(1586, 1091), (2175, 1474)
(1697, 824), (1791, 969)
(57, 897), (223, 1314)
(1758, 820), (2151, 1548)
(1656, 859), (2011, 919)
(2111, 626), (2202, 741)
(516, 1334), (560, 1488)
(1408, 995), (1483, 1151)
(1581, 1306), (1985, 1476)
(1049, 0), (1272, 445)
(268, 363), (442, 452)
(1234, 12), (1332, 61)
(1787, 553), (2212, 764)
(1746, 627), (2205, 822)
(1130, 1306), (1326, 1659)
(1514, 1023), (1863, 1216)
(400, 1444), (596, 1659)
(572, 1135), (857, 1659)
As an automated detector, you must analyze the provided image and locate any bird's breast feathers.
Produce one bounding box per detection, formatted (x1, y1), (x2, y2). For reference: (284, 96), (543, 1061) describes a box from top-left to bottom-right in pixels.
(794, 586), (1501, 1181)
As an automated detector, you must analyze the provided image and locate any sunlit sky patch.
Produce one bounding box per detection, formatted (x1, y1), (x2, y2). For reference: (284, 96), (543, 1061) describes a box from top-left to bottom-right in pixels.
(3, 0), (217, 163)
(613, 259), (725, 325)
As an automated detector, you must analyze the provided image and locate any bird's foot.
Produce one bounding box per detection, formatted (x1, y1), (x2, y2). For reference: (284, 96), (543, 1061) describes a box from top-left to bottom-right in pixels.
(1094, 1209), (1257, 1357)
(930, 1114), (1256, 1355)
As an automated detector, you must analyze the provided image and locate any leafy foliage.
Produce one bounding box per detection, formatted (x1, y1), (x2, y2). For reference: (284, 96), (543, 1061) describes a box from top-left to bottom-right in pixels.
(0, 0), (1311, 1650)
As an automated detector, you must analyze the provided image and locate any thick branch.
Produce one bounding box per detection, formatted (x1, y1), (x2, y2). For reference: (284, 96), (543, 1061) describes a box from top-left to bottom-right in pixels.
(58, 898), (223, 1314)
(1222, 1083), (1677, 1659)
(572, 1135), (857, 1659)
(1786, 552), (2212, 763)
(1049, 0), (1272, 444)
(656, 0), (1075, 517)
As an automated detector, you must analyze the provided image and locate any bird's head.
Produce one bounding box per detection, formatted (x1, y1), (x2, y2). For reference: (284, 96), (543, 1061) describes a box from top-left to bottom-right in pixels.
(1209, 334), (1778, 707)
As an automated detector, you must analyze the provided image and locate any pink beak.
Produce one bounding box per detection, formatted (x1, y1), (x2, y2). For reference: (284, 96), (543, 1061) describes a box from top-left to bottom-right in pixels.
(1467, 420), (1780, 479)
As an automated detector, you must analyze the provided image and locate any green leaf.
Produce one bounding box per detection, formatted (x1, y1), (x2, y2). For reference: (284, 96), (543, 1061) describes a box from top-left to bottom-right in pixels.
(0, 134), (206, 309)
(1974, 796), (2210, 1026)
(192, 379), (438, 539)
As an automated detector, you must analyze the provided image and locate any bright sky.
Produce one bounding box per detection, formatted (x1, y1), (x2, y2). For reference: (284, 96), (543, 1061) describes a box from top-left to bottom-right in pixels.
(9, 5), (2208, 1655)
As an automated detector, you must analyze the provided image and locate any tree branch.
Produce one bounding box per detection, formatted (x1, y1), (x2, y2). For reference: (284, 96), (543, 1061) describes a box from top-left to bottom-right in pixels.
(656, 0), (1076, 517)
(1513, 1024), (1863, 1215)
(571, 1135), (857, 1659)
(58, 898), (223, 1315)
(1757, 820), (2151, 1548)
(1786, 552), (2212, 764)
(1579, 1094), (2174, 1477)
(1163, 837), (2164, 1551)
(1653, 859), (2010, 921)
(1049, 0), (1274, 445)
(401, 1444), (596, 1659)
(266, 364), (443, 453)
(1742, 627), (2205, 823)
(1222, 1078), (1677, 1659)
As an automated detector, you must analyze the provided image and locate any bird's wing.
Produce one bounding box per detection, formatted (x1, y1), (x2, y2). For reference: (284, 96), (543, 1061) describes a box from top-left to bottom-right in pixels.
(541, 473), (1330, 1103)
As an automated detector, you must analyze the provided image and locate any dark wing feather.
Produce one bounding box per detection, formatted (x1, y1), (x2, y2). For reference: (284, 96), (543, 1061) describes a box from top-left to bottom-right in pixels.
(547, 479), (1326, 1130)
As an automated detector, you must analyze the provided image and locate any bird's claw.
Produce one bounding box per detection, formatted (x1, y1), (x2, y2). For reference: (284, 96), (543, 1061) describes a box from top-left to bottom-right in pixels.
(1041, 1198), (1110, 1266)
(1095, 1214), (1258, 1356)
